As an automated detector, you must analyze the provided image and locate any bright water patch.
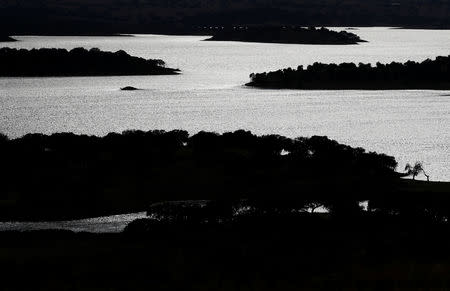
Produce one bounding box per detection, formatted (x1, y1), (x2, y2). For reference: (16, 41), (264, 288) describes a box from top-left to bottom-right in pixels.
(1, 28), (450, 181)
(0, 212), (147, 233)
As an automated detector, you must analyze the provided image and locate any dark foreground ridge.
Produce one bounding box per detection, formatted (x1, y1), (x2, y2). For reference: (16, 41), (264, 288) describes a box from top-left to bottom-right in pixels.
(0, 47), (179, 77)
(2, 220), (450, 290)
(247, 56), (450, 89)
(1, 129), (450, 289)
(0, 35), (16, 42)
(205, 26), (365, 45)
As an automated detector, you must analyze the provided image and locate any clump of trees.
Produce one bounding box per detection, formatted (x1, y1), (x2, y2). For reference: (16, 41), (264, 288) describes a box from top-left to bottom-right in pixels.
(0, 47), (179, 76)
(247, 56), (450, 89)
(206, 26), (365, 44)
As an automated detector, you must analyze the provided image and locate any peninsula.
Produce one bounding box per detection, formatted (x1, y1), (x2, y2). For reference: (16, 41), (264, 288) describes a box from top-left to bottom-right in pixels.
(205, 26), (365, 45)
(247, 56), (450, 89)
(0, 35), (16, 42)
(0, 47), (179, 77)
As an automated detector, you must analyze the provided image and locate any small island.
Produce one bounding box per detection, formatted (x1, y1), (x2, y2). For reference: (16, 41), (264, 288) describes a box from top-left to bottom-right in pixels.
(0, 35), (16, 42)
(120, 86), (140, 91)
(247, 55), (450, 89)
(205, 26), (366, 45)
(0, 47), (179, 77)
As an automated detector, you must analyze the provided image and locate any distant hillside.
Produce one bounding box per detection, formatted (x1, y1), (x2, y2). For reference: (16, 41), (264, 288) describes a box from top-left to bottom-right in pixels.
(2, 0), (450, 35)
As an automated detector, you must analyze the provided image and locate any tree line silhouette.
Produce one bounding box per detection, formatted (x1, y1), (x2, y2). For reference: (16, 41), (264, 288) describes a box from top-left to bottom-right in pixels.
(247, 56), (450, 89)
(0, 129), (396, 220)
(205, 26), (365, 44)
(0, 129), (447, 224)
(0, 47), (179, 77)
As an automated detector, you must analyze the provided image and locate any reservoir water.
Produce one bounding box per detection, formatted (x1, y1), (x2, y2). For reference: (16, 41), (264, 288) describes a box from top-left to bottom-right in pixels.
(1, 27), (449, 183)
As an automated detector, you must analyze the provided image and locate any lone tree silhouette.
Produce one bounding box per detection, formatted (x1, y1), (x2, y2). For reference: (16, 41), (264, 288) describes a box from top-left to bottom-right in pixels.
(304, 201), (325, 213)
(405, 162), (429, 181)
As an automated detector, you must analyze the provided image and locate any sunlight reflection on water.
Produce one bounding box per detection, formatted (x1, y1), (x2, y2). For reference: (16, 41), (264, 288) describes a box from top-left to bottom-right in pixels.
(0, 212), (147, 233)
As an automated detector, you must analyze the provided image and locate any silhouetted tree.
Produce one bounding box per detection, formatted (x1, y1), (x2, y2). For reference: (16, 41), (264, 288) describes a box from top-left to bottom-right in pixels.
(304, 201), (324, 213)
(405, 162), (428, 180)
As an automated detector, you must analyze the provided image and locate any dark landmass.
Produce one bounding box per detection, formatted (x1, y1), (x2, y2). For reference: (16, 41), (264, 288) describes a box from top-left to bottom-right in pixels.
(247, 56), (450, 89)
(121, 86), (140, 91)
(0, 129), (402, 221)
(2, 213), (450, 290)
(0, 35), (16, 42)
(3, 0), (450, 35)
(1, 129), (448, 224)
(0, 47), (179, 77)
(1, 129), (450, 289)
(205, 26), (365, 45)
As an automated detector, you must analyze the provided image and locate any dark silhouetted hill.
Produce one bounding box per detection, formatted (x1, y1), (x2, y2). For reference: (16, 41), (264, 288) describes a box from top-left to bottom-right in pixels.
(2, 0), (450, 35)
(0, 47), (179, 77)
(2, 222), (450, 291)
(247, 56), (450, 89)
(205, 26), (365, 44)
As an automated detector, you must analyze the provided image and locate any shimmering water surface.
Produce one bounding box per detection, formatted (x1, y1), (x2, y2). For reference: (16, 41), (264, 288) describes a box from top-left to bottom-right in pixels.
(1, 28), (449, 181)
(0, 212), (146, 233)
